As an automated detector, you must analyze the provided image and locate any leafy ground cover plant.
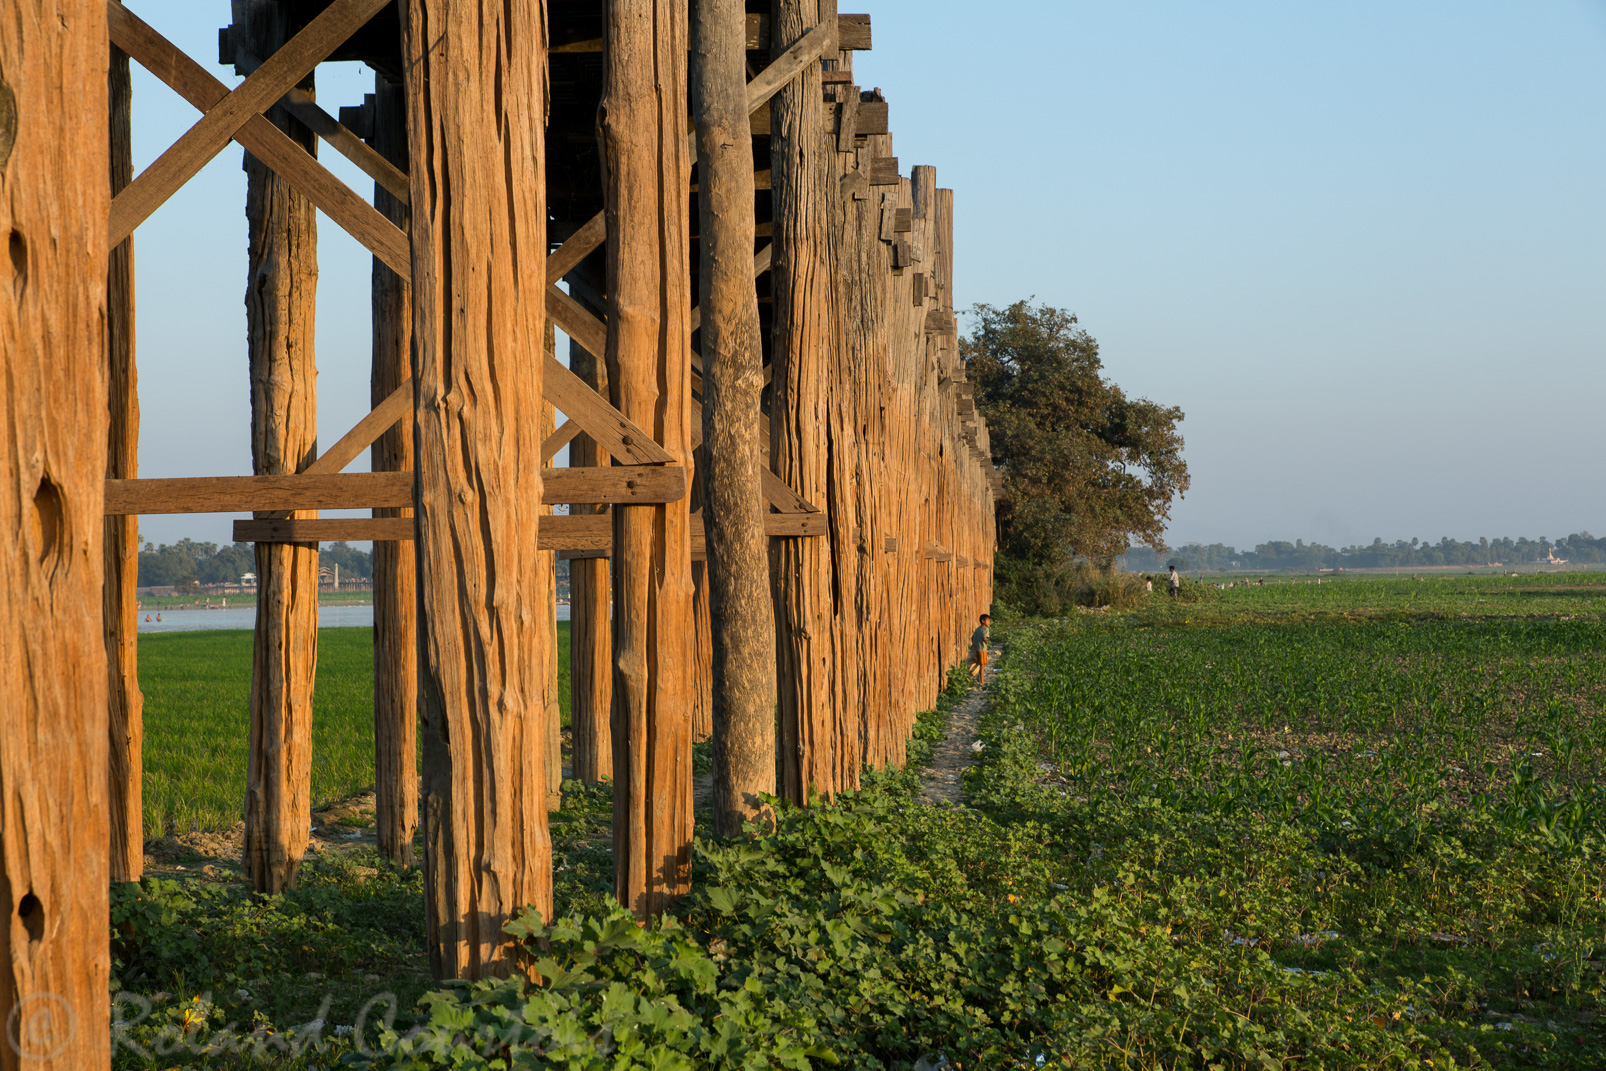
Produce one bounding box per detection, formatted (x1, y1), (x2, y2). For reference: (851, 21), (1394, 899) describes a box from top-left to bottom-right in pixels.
(111, 574), (1606, 1068)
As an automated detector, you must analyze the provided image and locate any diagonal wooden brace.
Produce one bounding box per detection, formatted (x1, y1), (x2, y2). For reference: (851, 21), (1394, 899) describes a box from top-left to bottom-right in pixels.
(108, 2), (407, 275)
(108, 0), (390, 245)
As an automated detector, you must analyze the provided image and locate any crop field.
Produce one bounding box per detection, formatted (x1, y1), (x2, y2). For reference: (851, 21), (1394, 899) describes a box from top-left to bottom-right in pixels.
(139, 623), (572, 836)
(978, 572), (1606, 1066)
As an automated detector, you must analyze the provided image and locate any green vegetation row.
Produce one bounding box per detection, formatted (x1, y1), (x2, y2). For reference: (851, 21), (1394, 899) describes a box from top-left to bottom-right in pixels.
(1124, 532), (1606, 573)
(111, 574), (1606, 1068)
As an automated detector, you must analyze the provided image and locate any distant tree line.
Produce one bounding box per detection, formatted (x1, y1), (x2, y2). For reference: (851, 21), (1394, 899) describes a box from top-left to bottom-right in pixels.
(138, 539), (374, 588)
(1123, 533), (1605, 573)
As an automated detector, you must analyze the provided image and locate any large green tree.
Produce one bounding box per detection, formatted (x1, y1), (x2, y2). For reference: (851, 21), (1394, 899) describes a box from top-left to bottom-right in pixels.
(963, 300), (1188, 564)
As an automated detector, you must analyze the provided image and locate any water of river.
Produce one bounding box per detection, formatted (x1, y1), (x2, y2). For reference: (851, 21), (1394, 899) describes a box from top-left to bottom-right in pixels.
(138, 603), (571, 633)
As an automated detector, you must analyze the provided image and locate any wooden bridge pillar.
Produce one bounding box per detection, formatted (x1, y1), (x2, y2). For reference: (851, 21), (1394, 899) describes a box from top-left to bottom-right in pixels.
(107, 41), (144, 884)
(600, 0), (696, 918)
(566, 285), (613, 784)
(369, 71), (417, 868)
(402, 0), (553, 978)
(0, 0), (112, 1063)
(236, 0), (321, 895)
(771, 0), (859, 803)
(693, 0), (779, 833)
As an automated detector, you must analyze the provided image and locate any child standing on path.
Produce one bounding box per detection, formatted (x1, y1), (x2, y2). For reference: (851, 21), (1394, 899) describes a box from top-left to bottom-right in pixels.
(968, 614), (991, 684)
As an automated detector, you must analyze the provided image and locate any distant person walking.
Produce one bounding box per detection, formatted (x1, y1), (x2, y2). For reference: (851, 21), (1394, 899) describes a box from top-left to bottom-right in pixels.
(1168, 565), (1181, 598)
(968, 614), (991, 684)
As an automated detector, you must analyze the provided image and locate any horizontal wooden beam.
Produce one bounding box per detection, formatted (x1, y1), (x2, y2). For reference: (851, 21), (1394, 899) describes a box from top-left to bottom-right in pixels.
(238, 510), (826, 547)
(234, 516), (414, 542)
(107, 466), (685, 515)
(559, 512), (828, 559)
(106, 472), (412, 515)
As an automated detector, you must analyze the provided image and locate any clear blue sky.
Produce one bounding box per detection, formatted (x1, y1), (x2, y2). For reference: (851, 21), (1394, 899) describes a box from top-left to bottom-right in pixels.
(129, 2), (1606, 551)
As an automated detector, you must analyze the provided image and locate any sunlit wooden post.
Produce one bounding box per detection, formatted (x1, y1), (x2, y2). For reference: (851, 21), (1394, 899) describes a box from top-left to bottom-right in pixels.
(235, 0), (321, 895)
(402, 0), (553, 977)
(600, 0), (696, 919)
(0, 0), (112, 1063)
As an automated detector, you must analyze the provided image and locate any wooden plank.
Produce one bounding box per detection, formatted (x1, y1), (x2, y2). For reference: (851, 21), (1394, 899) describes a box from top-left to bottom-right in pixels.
(893, 206), (912, 232)
(307, 377), (411, 476)
(108, 3), (410, 276)
(744, 19), (834, 113)
(885, 536), (898, 552)
(543, 291), (680, 465)
(855, 99), (888, 135)
(279, 86), (409, 204)
(836, 90), (859, 151)
(542, 418), (581, 461)
(108, 0), (390, 244)
(547, 465), (687, 504)
(924, 306), (957, 335)
(235, 516), (414, 542)
(554, 512), (831, 557)
(545, 211), (606, 286)
(878, 190), (896, 242)
(838, 13), (872, 49)
(868, 156), (900, 185)
(106, 472), (412, 514)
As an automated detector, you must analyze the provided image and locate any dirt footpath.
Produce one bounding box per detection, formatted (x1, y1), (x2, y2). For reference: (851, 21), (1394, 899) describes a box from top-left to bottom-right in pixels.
(918, 644), (1000, 806)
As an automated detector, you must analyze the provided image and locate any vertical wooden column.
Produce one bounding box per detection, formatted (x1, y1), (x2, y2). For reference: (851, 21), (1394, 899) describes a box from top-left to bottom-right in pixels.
(567, 296), (613, 784)
(0, 0), (111, 1063)
(600, 0), (696, 918)
(771, 0), (856, 803)
(692, 0), (778, 834)
(107, 43), (144, 884)
(402, 0), (552, 978)
(690, 560), (714, 741)
(239, 0), (320, 895)
(369, 72), (417, 868)
(542, 323), (562, 811)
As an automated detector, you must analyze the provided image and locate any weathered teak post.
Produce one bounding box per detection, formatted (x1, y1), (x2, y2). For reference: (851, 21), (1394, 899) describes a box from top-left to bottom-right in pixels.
(771, 0), (860, 804)
(236, 0), (322, 895)
(402, 0), (553, 977)
(600, 0), (697, 918)
(108, 40), (145, 884)
(567, 296), (613, 784)
(542, 323), (562, 812)
(0, 0), (112, 1063)
(693, 0), (780, 834)
(369, 72), (417, 868)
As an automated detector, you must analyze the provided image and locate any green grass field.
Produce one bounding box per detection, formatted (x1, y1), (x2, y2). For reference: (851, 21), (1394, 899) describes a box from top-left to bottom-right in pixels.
(139, 622), (571, 836)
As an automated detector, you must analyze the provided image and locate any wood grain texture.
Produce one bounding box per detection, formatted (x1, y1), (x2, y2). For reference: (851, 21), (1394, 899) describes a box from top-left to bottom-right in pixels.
(693, 0), (777, 833)
(105, 472), (411, 514)
(770, 0), (858, 805)
(107, 43), (145, 886)
(240, 0), (320, 896)
(368, 72), (416, 869)
(600, 0), (696, 920)
(0, 1), (112, 1062)
(403, 0), (552, 981)
(109, 0), (388, 244)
